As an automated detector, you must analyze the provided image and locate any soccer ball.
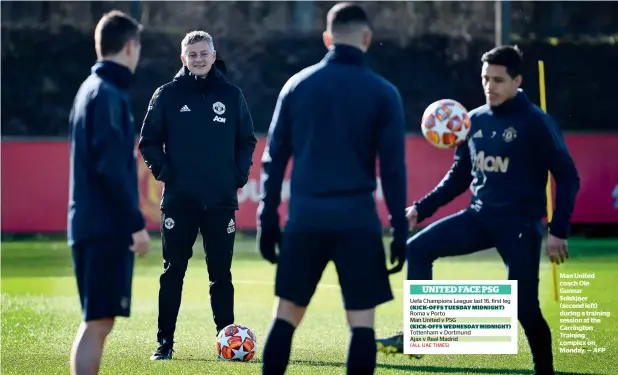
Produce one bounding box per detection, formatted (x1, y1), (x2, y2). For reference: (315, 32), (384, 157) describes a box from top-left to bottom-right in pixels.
(216, 324), (257, 362)
(421, 99), (471, 149)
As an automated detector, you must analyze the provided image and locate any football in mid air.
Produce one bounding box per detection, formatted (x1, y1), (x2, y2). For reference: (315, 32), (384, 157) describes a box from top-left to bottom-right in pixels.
(421, 99), (471, 149)
(216, 323), (257, 362)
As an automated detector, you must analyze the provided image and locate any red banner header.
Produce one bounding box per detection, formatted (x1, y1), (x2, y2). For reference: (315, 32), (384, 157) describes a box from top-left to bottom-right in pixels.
(2, 135), (617, 233)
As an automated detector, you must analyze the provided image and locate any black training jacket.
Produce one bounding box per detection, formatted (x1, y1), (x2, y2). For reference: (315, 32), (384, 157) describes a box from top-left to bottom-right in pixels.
(138, 63), (257, 210)
(259, 45), (408, 233)
(68, 61), (145, 246)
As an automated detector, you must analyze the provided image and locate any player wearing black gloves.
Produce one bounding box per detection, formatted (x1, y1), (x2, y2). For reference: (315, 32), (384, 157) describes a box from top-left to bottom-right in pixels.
(256, 3), (408, 375)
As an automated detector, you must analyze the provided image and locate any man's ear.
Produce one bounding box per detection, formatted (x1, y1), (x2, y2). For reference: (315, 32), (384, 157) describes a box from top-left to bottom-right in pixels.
(122, 39), (138, 58)
(514, 75), (523, 88)
(124, 40), (133, 57)
(322, 31), (332, 49)
(362, 29), (372, 50)
(180, 54), (187, 66)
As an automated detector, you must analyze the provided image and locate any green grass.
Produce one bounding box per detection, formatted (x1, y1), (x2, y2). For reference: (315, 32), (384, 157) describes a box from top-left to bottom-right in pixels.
(1, 235), (617, 375)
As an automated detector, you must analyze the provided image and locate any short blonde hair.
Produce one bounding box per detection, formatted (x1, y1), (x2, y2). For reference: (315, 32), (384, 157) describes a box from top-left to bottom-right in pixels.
(181, 31), (215, 53)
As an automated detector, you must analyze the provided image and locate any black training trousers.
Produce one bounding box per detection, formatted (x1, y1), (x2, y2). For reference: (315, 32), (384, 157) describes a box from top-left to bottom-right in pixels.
(156, 204), (236, 342)
(407, 209), (554, 374)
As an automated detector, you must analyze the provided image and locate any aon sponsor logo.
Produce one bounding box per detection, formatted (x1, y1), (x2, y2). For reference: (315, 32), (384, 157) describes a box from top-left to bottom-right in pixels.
(475, 151), (510, 173)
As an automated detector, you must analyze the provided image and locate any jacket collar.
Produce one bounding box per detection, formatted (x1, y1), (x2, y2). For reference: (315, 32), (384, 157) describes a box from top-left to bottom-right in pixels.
(491, 89), (530, 116)
(173, 63), (226, 93)
(214, 59), (227, 75)
(322, 44), (367, 66)
(91, 60), (133, 90)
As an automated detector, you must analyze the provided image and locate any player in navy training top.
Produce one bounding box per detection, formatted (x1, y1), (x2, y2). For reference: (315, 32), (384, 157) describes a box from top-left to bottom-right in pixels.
(67, 10), (150, 375)
(257, 3), (409, 375)
(376, 46), (580, 375)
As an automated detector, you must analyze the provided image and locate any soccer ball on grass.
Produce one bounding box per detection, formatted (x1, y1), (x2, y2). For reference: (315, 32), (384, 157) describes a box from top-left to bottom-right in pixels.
(421, 99), (471, 149)
(216, 323), (257, 362)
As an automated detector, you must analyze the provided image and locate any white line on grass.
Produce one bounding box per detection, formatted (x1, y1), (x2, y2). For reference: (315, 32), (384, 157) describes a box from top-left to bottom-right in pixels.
(231, 261), (555, 294)
(232, 279), (404, 292)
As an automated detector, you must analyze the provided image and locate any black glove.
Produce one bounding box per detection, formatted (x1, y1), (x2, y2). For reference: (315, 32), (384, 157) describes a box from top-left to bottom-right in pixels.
(387, 220), (409, 274)
(388, 238), (406, 274)
(257, 226), (281, 264)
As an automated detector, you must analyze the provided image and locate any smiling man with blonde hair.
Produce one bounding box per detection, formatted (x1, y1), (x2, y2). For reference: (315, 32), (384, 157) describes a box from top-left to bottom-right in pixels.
(139, 30), (257, 360)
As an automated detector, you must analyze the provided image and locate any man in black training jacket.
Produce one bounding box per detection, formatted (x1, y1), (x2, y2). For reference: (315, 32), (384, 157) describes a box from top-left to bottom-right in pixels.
(257, 3), (408, 374)
(139, 30), (257, 361)
(68, 10), (150, 375)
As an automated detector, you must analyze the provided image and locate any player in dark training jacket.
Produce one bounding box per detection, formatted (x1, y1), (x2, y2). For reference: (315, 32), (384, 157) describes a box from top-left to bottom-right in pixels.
(376, 46), (580, 375)
(257, 3), (409, 375)
(67, 10), (150, 375)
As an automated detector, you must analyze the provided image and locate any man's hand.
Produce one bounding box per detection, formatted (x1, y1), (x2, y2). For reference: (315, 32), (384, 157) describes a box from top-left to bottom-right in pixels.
(386, 205), (419, 274)
(387, 214), (409, 274)
(546, 233), (569, 264)
(130, 228), (150, 257)
(388, 236), (406, 274)
(257, 226), (281, 264)
(406, 205), (419, 230)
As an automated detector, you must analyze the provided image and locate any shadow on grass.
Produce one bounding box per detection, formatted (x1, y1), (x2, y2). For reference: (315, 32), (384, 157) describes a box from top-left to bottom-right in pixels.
(163, 357), (604, 375)
(378, 364), (605, 374)
(0, 241), (264, 278)
(291, 359), (604, 374)
(172, 356), (263, 364)
(377, 364), (606, 375)
(1, 234), (616, 278)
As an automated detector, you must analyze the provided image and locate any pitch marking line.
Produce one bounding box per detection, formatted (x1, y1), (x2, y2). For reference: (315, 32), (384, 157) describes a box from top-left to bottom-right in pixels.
(232, 279), (404, 292)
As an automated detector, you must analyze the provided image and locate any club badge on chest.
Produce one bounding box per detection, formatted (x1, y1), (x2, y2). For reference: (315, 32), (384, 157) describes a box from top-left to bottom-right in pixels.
(213, 101), (226, 123)
(503, 126), (517, 143)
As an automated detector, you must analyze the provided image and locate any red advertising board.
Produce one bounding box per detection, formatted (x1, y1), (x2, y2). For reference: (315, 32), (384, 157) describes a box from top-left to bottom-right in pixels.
(2, 135), (617, 233)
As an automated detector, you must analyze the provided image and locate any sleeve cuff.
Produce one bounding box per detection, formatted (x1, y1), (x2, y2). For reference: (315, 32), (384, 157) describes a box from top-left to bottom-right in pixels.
(126, 208), (146, 234)
(548, 222), (569, 239)
(156, 162), (171, 182)
(413, 201), (432, 223)
(257, 203), (280, 230)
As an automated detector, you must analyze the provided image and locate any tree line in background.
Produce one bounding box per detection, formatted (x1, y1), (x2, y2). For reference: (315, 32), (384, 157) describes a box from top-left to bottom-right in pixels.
(2, 1), (617, 39)
(2, 1), (617, 136)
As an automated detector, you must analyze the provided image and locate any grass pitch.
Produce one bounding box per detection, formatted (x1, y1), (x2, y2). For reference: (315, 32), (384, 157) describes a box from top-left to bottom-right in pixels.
(1, 235), (617, 375)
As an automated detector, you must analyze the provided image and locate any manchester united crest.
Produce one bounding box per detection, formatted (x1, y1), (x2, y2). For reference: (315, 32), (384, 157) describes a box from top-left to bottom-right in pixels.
(212, 101), (226, 115)
(503, 127), (517, 143)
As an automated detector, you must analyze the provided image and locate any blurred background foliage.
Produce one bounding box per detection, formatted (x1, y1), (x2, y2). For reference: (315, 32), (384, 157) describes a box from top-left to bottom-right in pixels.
(2, 1), (617, 136)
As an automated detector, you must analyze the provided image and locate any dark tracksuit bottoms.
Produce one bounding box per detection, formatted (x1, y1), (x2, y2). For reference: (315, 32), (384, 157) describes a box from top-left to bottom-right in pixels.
(157, 204), (236, 341)
(407, 209), (553, 373)
(139, 64), (257, 343)
(406, 90), (580, 375)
